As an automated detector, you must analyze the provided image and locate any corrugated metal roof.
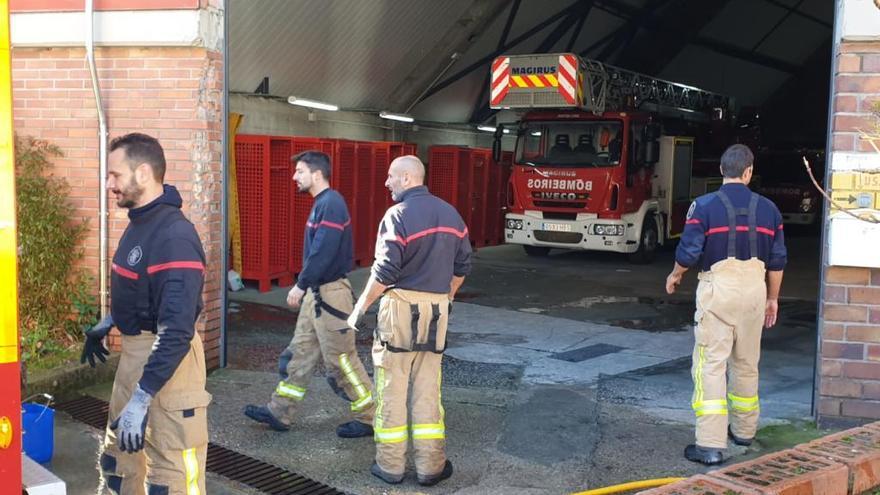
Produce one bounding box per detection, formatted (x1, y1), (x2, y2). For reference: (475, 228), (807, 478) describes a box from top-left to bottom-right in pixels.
(229, 0), (474, 109)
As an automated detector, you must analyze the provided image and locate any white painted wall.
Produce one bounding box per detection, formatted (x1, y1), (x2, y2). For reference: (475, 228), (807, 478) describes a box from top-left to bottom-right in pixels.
(230, 94), (512, 161)
(10, 9), (223, 48)
(841, 0), (880, 41)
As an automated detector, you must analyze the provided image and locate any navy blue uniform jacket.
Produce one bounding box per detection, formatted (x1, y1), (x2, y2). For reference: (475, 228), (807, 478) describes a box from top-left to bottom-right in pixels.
(675, 183), (787, 272)
(372, 186), (473, 293)
(110, 185), (206, 396)
(295, 188), (353, 290)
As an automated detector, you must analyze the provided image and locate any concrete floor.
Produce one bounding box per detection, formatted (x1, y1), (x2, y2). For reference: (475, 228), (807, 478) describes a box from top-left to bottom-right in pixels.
(49, 232), (822, 494)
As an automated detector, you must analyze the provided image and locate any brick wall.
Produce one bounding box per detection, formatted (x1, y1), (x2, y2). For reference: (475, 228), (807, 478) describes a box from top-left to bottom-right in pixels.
(819, 39), (880, 426)
(11, 46), (224, 368)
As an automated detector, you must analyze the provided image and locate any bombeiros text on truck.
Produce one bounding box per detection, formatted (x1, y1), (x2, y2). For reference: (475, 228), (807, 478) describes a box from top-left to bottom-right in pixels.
(489, 53), (735, 263)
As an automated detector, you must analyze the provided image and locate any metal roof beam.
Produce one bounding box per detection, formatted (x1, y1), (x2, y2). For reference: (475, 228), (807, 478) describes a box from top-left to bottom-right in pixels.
(751, 0), (805, 52)
(592, 0), (799, 74)
(614, 0), (732, 75)
(759, 0), (832, 29)
(565, 4), (591, 51)
(414, 0), (592, 106)
(387, 0), (509, 113)
(469, 0), (522, 123)
(471, 0), (594, 124)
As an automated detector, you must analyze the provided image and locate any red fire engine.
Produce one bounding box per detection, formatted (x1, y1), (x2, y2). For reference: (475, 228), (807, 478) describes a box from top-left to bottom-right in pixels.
(0, 0), (22, 489)
(490, 53), (733, 263)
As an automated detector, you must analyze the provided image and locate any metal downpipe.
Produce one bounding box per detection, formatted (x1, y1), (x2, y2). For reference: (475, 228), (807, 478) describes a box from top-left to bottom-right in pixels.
(84, 0), (109, 316)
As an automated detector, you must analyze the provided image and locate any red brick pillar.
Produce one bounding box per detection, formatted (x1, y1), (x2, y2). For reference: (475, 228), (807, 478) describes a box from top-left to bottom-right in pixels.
(818, 1), (880, 427)
(11, 1), (225, 368)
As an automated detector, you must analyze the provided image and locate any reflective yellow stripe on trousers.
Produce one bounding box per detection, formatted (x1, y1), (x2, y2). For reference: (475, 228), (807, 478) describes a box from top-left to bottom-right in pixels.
(182, 448), (200, 495)
(373, 367), (406, 443)
(412, 423), (445, 440)
(339, 353), (373, 411)
(728, 393), (759, 412)
(693, 345), (706, 407)
(275, 381), (306, 400)
(692, 399), (728, 417)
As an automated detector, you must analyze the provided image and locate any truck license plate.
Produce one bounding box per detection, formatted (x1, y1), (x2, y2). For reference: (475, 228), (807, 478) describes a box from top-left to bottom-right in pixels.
(543, 222), (571, 232)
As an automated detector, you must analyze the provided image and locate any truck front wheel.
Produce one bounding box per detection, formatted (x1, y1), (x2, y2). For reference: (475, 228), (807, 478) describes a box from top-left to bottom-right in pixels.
(628, 215), (658, 264)
(523, 245), (551, 257)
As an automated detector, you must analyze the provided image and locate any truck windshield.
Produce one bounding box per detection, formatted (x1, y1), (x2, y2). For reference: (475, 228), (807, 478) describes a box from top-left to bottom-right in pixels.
(516, 120), (623, 168)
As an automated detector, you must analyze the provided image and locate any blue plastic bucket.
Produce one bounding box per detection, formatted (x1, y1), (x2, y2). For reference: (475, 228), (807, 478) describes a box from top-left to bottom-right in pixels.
(22, 402), (54, 463)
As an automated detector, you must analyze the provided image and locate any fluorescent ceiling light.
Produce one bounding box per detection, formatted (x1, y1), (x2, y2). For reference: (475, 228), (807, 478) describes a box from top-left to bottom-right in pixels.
(379, 111), (414, 123)
(287, 96), (338, 111)
(477, 125), (509, 134)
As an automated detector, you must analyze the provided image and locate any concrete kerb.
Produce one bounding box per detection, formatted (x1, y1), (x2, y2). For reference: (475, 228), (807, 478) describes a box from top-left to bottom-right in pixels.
(23, 353), (119, 405)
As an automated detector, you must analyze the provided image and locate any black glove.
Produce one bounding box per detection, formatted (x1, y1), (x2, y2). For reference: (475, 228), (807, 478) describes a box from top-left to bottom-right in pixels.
(81, 315), (113, 367)
(110, 384), (152, 453)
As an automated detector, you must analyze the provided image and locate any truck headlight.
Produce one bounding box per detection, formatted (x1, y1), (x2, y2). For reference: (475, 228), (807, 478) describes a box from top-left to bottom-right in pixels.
(506, 219), (524, 230)
(591, 224), (624, 236)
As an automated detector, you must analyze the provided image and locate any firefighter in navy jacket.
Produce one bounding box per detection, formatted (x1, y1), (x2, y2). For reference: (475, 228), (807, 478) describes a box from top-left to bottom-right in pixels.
(81, 133), (210, 494)
(244, 150), (376, 438)
(349, 155), (472, 487)
(666, 144), (786, 466)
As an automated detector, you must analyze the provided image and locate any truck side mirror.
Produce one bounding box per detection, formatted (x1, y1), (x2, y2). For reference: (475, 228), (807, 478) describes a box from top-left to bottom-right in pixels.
(645, 123), (662, 141)
(492, 125), (504, 162)
(645, 141), (660, 164)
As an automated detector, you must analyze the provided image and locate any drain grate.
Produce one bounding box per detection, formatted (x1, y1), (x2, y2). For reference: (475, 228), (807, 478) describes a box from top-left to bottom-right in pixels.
(56, 396), (348, 495)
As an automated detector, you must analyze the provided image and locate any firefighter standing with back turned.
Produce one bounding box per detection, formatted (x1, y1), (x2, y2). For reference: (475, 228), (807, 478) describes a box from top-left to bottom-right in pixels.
(348, 155), (472, 486)
(81, 133), (210, 494)
(244, 150), (376, 438)
(666, 144), (786, 465)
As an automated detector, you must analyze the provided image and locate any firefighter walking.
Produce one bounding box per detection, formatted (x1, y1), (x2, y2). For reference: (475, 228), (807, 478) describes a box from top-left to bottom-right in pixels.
(244, 150), (375, 438)
(81, 133), (210, 494)
(349, 155), (472, 486)
(666, 144), (786, 465)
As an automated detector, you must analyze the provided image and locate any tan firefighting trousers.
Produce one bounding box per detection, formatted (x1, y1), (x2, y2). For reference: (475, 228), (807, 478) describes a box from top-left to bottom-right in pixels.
(268, 278), (375, 425)
(692, 257), (767, 449)
(373, 288), (451, 478)
(100, 332), (211, 495)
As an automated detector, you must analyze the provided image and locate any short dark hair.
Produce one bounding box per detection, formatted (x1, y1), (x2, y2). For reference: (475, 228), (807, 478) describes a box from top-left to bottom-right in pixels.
(292, 150), (331, 181)
(720, 144), (754, 179)
(109, 133), (166, 182)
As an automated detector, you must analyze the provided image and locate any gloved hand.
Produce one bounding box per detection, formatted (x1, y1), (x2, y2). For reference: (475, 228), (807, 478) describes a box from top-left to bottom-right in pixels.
(110, 384), (152, 453)
(347, 306), (366, 332)
(81, 315), (113, 367)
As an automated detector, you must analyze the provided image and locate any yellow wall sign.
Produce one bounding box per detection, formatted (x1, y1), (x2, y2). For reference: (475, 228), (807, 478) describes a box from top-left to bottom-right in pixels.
(830, 172), (880, 211)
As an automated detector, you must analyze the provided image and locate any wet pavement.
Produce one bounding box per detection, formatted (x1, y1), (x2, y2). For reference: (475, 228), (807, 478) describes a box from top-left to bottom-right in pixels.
(52, 233), (823, 494)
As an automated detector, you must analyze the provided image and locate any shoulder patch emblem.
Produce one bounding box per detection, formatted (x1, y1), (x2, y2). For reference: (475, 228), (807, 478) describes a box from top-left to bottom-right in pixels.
(686, 201), (697, 220)
(127, 246), (143, 266)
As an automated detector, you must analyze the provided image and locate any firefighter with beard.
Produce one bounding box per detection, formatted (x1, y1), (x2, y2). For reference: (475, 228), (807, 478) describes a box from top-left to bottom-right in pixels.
(81, 133), (209, 494)
(244, 150), (376, 437)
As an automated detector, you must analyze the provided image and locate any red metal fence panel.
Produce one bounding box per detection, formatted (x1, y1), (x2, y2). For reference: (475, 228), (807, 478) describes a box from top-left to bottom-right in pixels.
(235, 135), (294, 292)
(427, 145), (510, 248)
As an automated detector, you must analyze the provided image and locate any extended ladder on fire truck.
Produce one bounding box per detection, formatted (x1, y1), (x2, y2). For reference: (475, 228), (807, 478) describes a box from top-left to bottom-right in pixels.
(491, 53), (736, 262)
(491, 53), (732, 118)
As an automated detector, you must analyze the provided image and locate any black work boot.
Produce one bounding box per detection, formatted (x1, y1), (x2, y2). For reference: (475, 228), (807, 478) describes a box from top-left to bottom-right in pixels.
(336, 420), (373, 438)
(728, 426), (753, 446)
(418, 460), (453, 486)
(243, 405), (290, 432)
(370, 462), (403, 484)
(684, 444), (724, 465)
